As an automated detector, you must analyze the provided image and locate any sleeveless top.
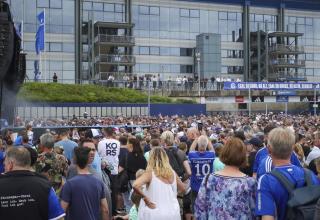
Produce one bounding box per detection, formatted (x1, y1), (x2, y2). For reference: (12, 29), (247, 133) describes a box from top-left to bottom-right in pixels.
(138, 171), (180, 220)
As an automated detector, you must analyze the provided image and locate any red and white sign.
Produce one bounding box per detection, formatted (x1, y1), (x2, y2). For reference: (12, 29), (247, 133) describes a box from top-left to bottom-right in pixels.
(235, 96), (244, 103)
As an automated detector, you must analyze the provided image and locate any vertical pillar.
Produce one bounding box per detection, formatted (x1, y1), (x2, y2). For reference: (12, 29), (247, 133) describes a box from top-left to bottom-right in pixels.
(75, 0), (82, 83)
(243, 1), (250, 81)
(257, 24), (261, 81)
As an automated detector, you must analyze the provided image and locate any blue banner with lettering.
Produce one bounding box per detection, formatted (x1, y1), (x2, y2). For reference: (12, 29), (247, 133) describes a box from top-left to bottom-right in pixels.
(276, 96), (289, 103)
(224, 82), (320, 90)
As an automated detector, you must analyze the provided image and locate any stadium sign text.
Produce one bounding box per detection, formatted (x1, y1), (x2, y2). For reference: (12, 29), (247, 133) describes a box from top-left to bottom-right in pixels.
(224, 82), (320, 90)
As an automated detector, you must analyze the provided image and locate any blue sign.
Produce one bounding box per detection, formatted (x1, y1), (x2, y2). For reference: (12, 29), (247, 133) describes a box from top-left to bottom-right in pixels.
(276, 96), (289, 103)
(224, 82), (320, 90)
(277, 90), (296, 96)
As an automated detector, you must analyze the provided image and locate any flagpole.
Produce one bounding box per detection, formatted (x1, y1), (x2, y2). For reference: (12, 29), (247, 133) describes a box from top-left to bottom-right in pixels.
(21, 20), (24, 50)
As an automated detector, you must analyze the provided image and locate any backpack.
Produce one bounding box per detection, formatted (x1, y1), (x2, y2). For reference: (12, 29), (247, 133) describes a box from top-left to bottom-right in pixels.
(271, 168), (320, 220)
(165, 147), (185, 178)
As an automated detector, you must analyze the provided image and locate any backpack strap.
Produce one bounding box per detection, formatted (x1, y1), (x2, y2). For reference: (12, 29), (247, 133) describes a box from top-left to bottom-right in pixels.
(270, 169), (295, 193)
(303, 168), (313, 187)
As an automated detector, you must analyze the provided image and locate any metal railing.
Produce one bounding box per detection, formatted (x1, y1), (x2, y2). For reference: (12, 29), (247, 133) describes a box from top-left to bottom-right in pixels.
(95, 54), (136, 64)
(95, 34), (135, 44)
(270, 58), (305, 66)
(269, 44), (304, 53)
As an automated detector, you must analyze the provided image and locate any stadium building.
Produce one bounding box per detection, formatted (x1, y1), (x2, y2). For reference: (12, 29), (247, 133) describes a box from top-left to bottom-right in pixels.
(6, 0), (320, 84)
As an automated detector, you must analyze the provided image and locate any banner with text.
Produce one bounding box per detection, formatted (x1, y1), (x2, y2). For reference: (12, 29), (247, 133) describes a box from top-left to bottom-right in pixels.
(224, 82), (320, 90)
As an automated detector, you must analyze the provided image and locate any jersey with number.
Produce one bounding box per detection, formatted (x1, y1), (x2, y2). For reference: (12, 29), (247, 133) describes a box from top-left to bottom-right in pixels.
(98, 138), (120, 175)
(189, 151), (215, 192)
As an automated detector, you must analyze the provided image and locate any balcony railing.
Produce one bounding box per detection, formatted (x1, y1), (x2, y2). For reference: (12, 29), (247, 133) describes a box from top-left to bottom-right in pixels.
(95, 35), (135, 45)
(269, 44), (304, 53)
(95, 54), (136, 64)
(269, 71), (307, 81)
(270, 58), (305, 66)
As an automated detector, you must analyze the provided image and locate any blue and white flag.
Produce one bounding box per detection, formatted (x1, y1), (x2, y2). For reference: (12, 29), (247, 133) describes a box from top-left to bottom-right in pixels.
(35, 11), (45, 54)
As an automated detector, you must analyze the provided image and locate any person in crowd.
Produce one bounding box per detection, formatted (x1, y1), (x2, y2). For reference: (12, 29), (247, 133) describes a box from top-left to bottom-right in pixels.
(26, 124), (34, 145)
(293, 143), (305, 166)
(35, 133), (69, 193)
(144, 139), (160, 161)
(98, 127), (121, 216)
(21, 133), (33, 148)
(54, 128), (78, 163)
(0, 139), (5, 173)
(194, 137), (256, 219)
(188, 135), (215, 212)
(306, 131), (320, 166)
(118, 135), (130, 212)
(60, 147), (109, 220)
(126, 138), (147, 183)
(241, 137), (263, 177)
(256, 127), (320, 220)
(0, 147), (65, 220)
(160, 130), (191, 180)
(133, 147), (186, 220)
(213, 143), (225, 172)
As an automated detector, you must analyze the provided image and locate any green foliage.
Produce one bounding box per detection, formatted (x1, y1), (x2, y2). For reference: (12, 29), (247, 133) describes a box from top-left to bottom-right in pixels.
(17, 83), (196, 104)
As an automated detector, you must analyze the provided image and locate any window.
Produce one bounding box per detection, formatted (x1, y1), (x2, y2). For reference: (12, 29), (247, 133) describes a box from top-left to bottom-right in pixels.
(50, 0), (61, 9)
(63, 43), (74, 52)
(228, 12), (237, 20)
(150, 7), (159, 15)
(170, 48), (180, 56)
(104, 3), (114, 12)
(219, 12), (227, 20)
(83, 1), (92, 10)
(190, 10), (199, 18)
(50, 42), (62, 52)
(150, 47), (160, 55)
(139, 6), (149, 15)
(139, 46), (149, 55)
(180, 65), (193, 73)
(37, 0), (49, 8)
(115, 4), (123, 13)
(180, 48), (193, 56)
(180, 9), (189, 17)
(160, 47), (170, 56)
(93, 3), (103, 11)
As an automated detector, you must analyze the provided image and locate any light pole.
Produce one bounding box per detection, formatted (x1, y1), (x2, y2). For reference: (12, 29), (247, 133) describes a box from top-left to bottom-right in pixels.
(195, 51), (201, 97)
(314, 84), (317, 116)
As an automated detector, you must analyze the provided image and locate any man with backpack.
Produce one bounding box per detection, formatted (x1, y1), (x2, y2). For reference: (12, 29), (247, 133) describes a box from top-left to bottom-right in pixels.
(256, 127), (320, 220)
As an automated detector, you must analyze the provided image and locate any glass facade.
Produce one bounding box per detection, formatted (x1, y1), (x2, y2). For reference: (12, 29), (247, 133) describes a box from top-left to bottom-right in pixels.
(7, 0), (75, 82)
(6, 0), (320, 82)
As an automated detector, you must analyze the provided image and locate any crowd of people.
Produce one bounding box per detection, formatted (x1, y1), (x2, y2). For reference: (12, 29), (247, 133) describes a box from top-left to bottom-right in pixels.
(1, 113), (320, 219)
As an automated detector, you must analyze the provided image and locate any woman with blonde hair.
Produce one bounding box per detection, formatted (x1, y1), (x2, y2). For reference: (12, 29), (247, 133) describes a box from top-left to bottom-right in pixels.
(133, 147), (185, 220)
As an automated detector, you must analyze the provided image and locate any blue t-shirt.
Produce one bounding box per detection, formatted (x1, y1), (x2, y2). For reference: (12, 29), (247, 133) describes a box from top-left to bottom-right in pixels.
(48, 188), (65, 220)
(253, 147), (268, 173)
(188, 151), (215, 192)
(54, 140), (78, 162)
(256, 165), (320, 220)
(90, 153), (102, 179)
(60, 174), (106, 220)
(0, 150), (5, 173)
(256, 153), (302, 179)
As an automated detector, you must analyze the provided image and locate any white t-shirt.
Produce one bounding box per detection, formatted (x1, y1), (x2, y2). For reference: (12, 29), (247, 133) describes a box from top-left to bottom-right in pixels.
(98, 138), (120, 175)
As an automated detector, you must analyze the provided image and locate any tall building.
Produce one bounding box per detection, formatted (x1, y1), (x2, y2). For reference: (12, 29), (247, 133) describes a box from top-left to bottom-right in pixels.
(6, 0), (320, 83)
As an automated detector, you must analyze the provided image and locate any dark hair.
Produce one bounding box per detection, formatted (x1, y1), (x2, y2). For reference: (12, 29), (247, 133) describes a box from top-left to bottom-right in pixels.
(150, 139), (160, 147)
(80, 138), (95, 147)
(128, 138), (143, 156)
(74, 147), (91, 169)
(234, 130), (246, 141)
(24, 147), (38, 166)
(119, 136), (128, 145)
(220, 137), (247, 168)
(22, 134), (29, 144)
(264, 124), (277, 135)
(103, 127), (114, 136)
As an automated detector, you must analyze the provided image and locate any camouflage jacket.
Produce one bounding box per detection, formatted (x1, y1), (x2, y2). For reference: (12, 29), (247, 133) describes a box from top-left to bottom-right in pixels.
(35, 151), (69, 192)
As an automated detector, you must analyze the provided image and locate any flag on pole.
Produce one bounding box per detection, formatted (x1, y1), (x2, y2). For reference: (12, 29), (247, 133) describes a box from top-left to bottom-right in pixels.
(35, 11), (45, 54)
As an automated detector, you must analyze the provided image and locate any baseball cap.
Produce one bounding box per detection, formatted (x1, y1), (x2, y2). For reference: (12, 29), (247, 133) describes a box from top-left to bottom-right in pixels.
(248, 137), (263, 148)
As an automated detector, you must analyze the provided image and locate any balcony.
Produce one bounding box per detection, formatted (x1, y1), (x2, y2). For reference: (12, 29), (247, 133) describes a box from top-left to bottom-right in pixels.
(95, 54), (135, 65)
(95, 35), (135, 46)
(269, 44), (304, 54)
(269, 58), (305, 68)
(269, 71), (307, 82)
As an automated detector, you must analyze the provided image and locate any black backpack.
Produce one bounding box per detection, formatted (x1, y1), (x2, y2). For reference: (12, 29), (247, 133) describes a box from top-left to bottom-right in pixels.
(165, 147), (185, 178)
(271, 168), (320, 220)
